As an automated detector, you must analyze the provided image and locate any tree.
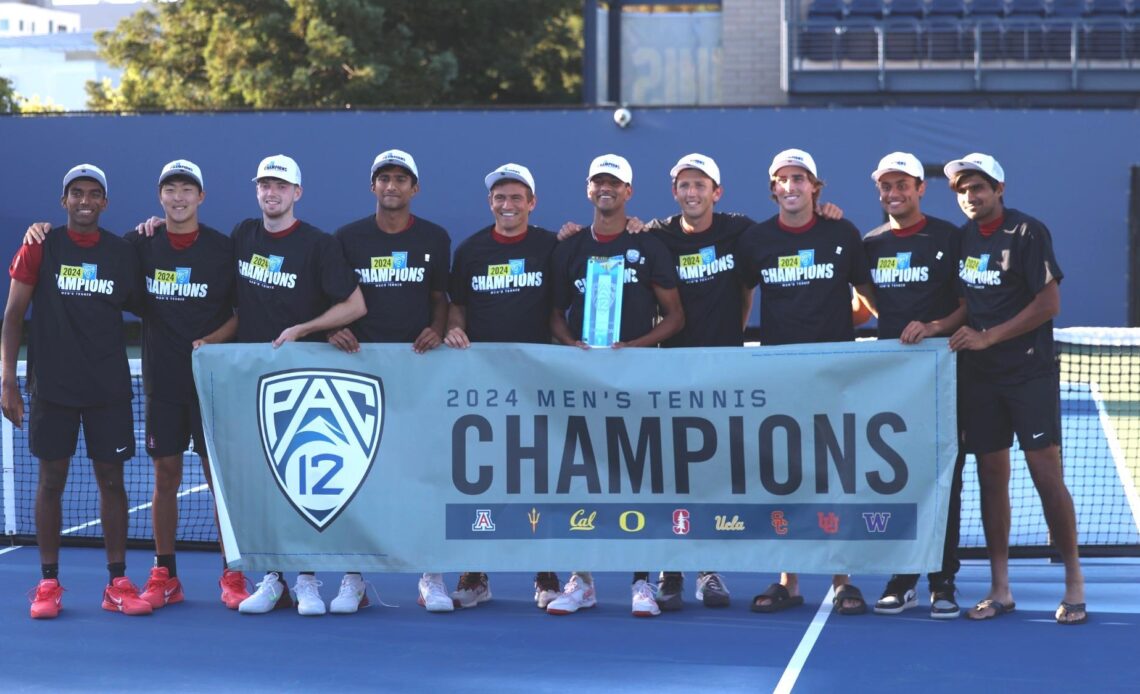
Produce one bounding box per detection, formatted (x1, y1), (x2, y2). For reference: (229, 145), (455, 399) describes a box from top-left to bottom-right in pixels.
(88, 0), (582, 110)
(1, 75), (18, 114)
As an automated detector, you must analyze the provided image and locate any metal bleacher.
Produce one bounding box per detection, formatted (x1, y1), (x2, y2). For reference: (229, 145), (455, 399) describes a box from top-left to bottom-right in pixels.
(789, 0), (1140, 98)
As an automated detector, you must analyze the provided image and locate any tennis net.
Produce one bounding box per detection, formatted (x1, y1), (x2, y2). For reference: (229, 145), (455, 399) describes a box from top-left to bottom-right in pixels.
(2, 329), (1139, 555)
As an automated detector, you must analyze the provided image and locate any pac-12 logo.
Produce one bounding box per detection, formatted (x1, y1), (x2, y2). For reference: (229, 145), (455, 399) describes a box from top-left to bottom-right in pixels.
(257, 369), (383, 531)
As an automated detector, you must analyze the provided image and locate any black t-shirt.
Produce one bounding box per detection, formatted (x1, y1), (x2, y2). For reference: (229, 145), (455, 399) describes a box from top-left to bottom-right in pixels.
(957, 207), (1063, 384)
(863, 215), (962, 340)
(737, 215), (872, 346)
(28, 227), (141, 406)
(550, 226), (678, 343)
(126, 225), (235, 402)
(449, 225), (557, 344)
(335, 215), (451, 343)
(647, 212), (754, 347)
(232, 219), (358, 343)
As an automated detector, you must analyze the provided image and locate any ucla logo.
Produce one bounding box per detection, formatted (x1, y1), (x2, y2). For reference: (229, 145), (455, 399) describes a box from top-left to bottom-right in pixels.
(257, 369), (383, 531)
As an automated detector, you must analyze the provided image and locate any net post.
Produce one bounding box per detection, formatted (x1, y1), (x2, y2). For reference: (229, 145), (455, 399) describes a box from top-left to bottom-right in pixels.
(2, 396), (15, 538)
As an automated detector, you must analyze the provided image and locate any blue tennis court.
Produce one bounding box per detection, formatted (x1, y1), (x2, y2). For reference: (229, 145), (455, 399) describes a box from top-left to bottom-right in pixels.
(0, 546), (1137, 692)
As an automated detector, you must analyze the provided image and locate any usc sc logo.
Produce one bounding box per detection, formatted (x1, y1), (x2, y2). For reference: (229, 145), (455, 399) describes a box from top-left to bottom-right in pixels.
(619, 511), (645, 533)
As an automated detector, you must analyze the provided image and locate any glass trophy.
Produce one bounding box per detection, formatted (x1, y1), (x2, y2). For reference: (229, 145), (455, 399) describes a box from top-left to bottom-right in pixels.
(582, 255), (625, 347)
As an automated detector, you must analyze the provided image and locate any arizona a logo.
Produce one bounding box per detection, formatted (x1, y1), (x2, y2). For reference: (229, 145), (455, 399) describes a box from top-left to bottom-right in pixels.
(257, 369), (383, 531)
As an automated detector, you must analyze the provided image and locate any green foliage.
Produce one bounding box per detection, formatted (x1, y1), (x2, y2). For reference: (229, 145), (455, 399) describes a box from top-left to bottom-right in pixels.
(0, 75), (17, 114)
(88, 0), (582, 111)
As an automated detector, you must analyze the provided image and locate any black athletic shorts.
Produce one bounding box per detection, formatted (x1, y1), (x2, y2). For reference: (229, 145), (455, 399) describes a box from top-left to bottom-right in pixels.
(960, 372), (1061, 455)
(145, 396), (205, 458)
(28, 397), (134, 462)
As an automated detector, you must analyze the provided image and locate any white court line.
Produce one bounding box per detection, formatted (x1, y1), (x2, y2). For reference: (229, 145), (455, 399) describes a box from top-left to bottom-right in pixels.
(61, 483), (210, 535)
(0, 545), (23, 556)
(773, 585), (836, 694)
(1089, 381), (1140, 537)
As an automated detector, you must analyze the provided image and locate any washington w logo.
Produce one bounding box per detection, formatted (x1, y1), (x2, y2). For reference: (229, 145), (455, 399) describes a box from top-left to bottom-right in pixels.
(257, 370), (383, 531)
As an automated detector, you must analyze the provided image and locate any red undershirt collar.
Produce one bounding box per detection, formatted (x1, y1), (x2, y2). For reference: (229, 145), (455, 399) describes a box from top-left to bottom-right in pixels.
(492, 228), (528, 244)
(266, 220), (302, 238)
(66, 228), (99, 247)
(978, 216), (1005, 237)
(892, 216), (927, 238)
(777, 215), (817, 234)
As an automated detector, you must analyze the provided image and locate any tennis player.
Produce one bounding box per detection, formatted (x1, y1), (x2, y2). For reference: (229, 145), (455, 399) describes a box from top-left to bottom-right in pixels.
(330, 149), (454, 614)
(444, 163), (563, 610)
(546, 154), (684, 618)
(232, 155), (366, 616)
(944, 153), (1086, 625)
(736, 148), (875, 616)
(856, 152), (967, 619)
(2, 165), (150, 618)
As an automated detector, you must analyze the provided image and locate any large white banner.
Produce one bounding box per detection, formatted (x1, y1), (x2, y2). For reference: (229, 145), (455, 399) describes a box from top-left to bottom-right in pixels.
(194, 340), (957, 573)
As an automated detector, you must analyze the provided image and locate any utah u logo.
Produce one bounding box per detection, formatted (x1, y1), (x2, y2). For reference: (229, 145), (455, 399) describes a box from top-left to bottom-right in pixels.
(257, 370), (383, 531)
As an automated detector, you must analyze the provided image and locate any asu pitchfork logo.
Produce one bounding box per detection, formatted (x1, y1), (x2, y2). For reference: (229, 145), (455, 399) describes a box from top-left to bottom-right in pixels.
(257, 369), (384, 531)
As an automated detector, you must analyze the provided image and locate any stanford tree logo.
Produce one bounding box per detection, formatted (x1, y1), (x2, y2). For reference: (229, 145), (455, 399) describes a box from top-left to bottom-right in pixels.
(257, 369), (383, 531)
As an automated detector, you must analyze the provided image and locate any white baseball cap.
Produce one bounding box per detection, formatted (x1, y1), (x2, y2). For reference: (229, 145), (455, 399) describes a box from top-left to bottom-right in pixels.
(159, 159), (204, 189)
(371, 149), (419, 181)
(588, 154), (633, 184)
(252, 154), (302, 185)
(62, 164), (107, 196)
(768, 148), (818, 178)
(871, 152), (924, 182)
(943, 153), (1005, 183)
(485, 163), (535, 194)
(669, 153), (721, 186)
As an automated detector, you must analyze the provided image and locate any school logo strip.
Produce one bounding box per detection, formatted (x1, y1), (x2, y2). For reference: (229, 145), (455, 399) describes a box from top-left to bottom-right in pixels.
(239, 253), (297, 288)
(444, 503), (913, 539)
(57, 263), (115, 295)
(257, 369), (383, 531)
(147, 266), (209, 298)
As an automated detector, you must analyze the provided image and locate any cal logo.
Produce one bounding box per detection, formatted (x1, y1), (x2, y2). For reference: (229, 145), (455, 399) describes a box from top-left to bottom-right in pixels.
(257, 369), (383, 531)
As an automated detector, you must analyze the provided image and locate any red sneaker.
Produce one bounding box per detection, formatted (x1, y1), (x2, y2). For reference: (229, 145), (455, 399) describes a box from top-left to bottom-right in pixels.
(140, 566), (184, 609)
(102, 577), (154, 616)
(219, 569), (250, 610)
(29, 578), (64, 619)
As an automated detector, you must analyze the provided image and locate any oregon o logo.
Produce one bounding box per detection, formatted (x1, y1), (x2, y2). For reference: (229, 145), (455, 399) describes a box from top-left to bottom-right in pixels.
(619, 510), (645, 533)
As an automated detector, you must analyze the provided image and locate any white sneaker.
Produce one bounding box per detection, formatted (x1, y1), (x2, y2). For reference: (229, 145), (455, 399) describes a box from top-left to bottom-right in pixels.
(546, 573), (597, 615)
(330, 573), (369, 614)
(238, 572), (292, 614)
(294, 574), (326, 616)
(417, 574), (454, 612)
(450, 572), (492, 609)
(631, 579), (660, 617)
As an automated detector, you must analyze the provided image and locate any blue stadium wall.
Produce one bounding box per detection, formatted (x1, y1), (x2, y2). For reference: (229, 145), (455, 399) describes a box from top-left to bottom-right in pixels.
(0, 107), (1135, 327)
